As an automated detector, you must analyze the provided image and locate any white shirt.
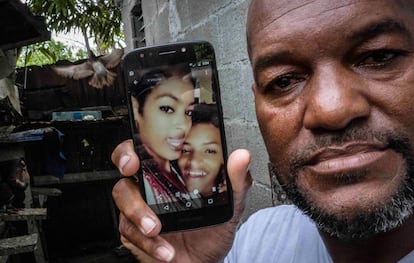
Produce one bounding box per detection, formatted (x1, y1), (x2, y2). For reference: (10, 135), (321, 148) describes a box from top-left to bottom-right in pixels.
(225, 205), (414, 263)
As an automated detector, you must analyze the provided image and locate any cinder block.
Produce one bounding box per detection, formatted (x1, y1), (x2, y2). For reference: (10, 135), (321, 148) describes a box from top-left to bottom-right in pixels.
(187, 17), (221, 48)
(217, 1), (250, 65)
(152, 7), (171, 44)
(187, 0), (231, 25)
(218, 62), (255, 124)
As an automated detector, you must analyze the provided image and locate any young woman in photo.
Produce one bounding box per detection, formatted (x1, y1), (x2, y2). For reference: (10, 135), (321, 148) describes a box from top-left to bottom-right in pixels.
(130, 65), (197, 210)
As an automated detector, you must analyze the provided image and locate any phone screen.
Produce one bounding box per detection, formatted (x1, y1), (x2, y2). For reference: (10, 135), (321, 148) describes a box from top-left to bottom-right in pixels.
(122, 41), (233, 231)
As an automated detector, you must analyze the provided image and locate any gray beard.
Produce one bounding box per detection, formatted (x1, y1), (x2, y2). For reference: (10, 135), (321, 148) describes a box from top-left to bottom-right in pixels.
(270, 136), (414, 241)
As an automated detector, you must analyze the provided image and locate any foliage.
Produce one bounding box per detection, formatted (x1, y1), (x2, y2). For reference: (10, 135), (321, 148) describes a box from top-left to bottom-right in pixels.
(16, 40), (87, 68)
(25, 0), (124, 53)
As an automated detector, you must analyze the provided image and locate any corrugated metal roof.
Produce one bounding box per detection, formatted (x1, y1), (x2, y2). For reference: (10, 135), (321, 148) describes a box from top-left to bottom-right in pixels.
(0, 0), (50, 50)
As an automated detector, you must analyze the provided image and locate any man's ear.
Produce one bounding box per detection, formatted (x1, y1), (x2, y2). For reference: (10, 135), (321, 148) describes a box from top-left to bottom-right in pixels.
(252, 84), (258, 97)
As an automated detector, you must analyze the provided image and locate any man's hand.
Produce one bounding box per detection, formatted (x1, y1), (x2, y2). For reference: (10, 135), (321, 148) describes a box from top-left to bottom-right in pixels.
(111, 139), (252, 262)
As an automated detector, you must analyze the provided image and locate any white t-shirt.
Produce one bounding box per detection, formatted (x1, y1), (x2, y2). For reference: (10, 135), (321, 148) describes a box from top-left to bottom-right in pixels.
(224, 205), (414, 263)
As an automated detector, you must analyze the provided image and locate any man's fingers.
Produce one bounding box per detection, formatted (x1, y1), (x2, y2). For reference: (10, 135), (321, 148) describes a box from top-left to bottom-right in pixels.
(227, 149), (252, 193)
(119, 216), (175, 262)
(111, 139), (139, 176)
(112, 142), (176, 261)
(120, 235), (155, 262)
(227, 149), (253, 220)
(112, 178), (162, 237)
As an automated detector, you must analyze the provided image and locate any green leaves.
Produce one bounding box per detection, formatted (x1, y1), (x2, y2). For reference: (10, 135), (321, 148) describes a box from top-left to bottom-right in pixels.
(25, 0), (123, 51)
(16, 40), (87, 68)
(18, 0), (123, 66)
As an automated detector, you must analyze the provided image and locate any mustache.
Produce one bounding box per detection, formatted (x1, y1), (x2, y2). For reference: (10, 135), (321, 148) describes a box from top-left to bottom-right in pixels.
(290, 127), (410, 171)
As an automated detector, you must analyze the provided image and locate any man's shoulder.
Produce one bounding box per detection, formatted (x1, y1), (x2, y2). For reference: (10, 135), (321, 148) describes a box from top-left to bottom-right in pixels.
(225, 205), (331, 263)
(239, 204), (317, 237)
(247, 204), (306, 224)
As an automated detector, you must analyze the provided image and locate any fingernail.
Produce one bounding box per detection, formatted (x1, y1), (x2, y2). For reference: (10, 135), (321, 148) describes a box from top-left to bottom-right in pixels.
(155, 245), (174, 262)
(119, 154), (131, 173)
(140, 216), (156, 234)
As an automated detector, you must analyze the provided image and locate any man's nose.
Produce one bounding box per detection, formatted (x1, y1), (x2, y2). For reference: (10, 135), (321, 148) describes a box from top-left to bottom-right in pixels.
(303, 65), (371, 131)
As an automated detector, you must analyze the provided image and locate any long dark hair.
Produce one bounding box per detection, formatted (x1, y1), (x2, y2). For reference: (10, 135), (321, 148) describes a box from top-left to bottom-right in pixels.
(130, 65), (195, 114)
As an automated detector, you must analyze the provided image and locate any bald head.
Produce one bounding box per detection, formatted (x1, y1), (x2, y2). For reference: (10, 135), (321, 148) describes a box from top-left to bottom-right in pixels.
(246, 0), (413, 61)
(246, 0), (315, 58)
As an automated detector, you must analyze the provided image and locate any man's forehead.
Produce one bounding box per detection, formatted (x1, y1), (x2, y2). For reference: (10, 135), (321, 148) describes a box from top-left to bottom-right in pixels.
(248, 0), (410, 28)
(247, 0), (412, 54)
(247, 0), (356, 48)
(248, 0), (372, 29)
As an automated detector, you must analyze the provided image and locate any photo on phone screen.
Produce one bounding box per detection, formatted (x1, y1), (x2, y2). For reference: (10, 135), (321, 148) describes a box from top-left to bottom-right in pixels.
(122, 41), (233, 231)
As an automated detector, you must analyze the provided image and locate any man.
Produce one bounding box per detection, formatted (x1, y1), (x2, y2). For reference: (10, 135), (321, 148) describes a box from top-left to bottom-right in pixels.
(111, 0), (414, 262)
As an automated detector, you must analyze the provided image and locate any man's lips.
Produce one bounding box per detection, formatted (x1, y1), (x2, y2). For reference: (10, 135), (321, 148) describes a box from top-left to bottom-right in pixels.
(298, 141), (406, 202)
(304, 143), (388, 175)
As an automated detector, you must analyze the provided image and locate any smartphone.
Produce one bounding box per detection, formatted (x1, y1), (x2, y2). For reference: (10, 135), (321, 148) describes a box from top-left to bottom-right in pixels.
(122, 41), (233, 232)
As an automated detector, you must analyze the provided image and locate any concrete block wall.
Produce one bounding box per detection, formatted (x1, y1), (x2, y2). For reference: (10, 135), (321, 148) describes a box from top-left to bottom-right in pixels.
(120, 0), (274, 220)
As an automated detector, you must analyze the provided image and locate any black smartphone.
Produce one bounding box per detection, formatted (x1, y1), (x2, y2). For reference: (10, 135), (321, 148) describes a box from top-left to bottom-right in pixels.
(122, 41), (233, 232)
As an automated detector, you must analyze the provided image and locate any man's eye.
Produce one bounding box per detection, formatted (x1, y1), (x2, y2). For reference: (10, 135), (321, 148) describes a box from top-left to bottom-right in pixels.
(358, 50), (402, 67)
(266, 75), (305, 92)
(160, 106), (174, 113)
